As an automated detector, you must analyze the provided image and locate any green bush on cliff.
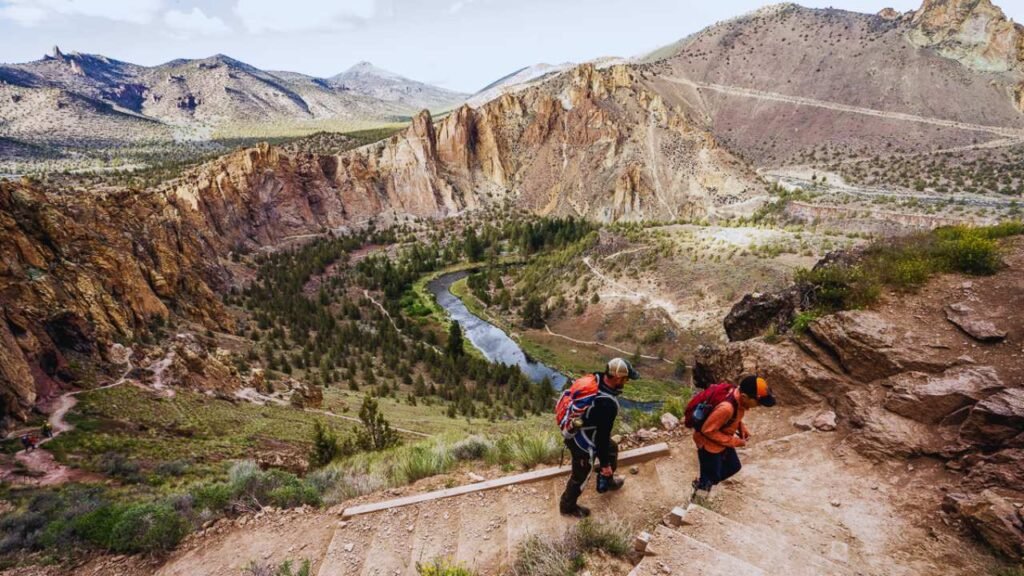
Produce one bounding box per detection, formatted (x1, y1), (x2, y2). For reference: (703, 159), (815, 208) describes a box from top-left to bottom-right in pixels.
(798, 222), (1022, 313)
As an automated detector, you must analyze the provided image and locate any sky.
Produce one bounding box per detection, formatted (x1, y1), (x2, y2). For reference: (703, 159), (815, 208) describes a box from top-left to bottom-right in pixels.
(1, 0), (1022, 93)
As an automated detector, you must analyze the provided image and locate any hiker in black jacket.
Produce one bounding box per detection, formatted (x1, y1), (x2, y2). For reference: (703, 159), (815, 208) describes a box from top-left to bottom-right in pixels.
(559, 357), (639, 518)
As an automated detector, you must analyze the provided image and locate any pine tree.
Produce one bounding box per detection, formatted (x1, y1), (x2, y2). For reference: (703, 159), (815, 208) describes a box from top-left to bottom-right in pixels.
(309, 420), (339, 468)
(446, 321), (465, 358)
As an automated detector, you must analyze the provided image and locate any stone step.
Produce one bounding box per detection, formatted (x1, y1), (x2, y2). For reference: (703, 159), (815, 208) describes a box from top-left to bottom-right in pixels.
(505, 480), (565, 563)
(630, 525), (765, 576)
(587, 458), (670, 523)
(679, 503), (851, 576)
(454, 489), (508, 575)
(405, 500), (461, 576)
(711, 486), (854, 562)
(316, 514), (377, 576)
(360, 506), (420, 576)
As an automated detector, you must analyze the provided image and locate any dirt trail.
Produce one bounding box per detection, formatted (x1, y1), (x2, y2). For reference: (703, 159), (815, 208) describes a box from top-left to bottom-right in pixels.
(1, 356), (135, 486)
(144, 407), (1000, 576)
(664, 76), (1024, 139)
(582, 256), (725, 329)
(543, 325), (672, 364)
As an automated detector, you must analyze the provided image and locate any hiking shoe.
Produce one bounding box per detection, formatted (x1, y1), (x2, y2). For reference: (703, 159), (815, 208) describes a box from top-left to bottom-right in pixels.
(560, 504), (591, 518)
(606, 475), (625, 491)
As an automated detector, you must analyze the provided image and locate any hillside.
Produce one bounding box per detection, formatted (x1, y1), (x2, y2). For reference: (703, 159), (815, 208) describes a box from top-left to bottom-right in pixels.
(330, 61), (467, 112)
(0, 48), (463, 146)
(641, 1), (1024, 166)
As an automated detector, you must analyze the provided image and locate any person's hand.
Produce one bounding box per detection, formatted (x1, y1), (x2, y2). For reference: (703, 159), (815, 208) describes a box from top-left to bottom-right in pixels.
(739, 428), (751, 440)
(600, 466), (614, 477)
(734, 438), (747, 448)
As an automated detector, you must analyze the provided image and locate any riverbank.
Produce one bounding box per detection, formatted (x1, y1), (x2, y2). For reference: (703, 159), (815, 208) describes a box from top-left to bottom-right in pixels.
(443, 274), (689, 404)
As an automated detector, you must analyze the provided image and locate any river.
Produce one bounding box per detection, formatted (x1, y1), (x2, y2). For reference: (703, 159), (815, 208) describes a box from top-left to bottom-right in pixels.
(428, 271), (660, 411)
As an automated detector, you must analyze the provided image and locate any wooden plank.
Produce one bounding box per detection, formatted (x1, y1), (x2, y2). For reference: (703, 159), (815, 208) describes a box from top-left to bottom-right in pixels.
(341, 442), (671, 519)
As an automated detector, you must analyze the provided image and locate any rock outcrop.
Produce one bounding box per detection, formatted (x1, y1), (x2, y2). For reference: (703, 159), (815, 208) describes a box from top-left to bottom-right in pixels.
(909, 0), (1024, 73)
(696, 241), (1024, 559)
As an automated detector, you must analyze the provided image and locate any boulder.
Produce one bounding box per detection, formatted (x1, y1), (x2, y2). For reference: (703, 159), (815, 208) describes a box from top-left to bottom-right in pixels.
(961, 388), (1024, 447)
(812, 411), (837, 431)
(883, 366), (1004, 424)
(693, 339), (840, 405)
(289, 383), (324, 410)
(660, 412), (680, 431)
(962, 449), (1024, 491)
(808, 311), (951, 382)
(840, 388), (956, 459)
(943, 490), (1024, 561)
(723, 285), (806, 342)
(945, 303), (1007, 343)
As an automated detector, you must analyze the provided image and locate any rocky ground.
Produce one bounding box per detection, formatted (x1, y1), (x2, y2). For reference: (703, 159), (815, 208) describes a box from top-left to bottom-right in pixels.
(696, 236), (1024, 563)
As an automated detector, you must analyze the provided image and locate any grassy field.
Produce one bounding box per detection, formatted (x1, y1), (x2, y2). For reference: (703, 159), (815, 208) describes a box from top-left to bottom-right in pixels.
(46, 385), (357, 483)
(322, 388), (549, 437)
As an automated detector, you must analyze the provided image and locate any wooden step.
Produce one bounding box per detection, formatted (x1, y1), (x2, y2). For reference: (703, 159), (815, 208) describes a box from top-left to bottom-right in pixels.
(679, 503), (851, 576)
(630, 525), (765, 576)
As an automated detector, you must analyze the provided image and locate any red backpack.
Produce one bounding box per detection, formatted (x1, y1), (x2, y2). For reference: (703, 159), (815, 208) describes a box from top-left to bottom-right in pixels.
(684, 382), (738, 431)
(555, 374), (603, 436)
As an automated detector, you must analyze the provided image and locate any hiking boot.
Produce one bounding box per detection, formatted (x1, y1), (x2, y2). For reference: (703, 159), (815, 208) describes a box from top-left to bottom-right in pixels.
(605, 474), (625, 491)
(560, 503), (591, 518)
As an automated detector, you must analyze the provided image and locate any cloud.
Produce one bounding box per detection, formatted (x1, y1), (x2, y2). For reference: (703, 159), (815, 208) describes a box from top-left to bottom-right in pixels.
(0, 0), (163, 26)
(234, 0), (376, 33)
(448, 0), (477, 14)
(164, 7), (230, 36)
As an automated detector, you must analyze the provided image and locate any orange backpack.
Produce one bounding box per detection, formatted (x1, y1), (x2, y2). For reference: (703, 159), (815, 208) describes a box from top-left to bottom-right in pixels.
(555, 374), (601, 436)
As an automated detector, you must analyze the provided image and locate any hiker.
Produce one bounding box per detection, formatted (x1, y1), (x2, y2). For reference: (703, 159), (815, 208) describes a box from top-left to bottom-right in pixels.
(556, 357), (639, 518)
(41, 422), (53, 439)
(688, 374), (775, 498)
(21, 434), (37, 452)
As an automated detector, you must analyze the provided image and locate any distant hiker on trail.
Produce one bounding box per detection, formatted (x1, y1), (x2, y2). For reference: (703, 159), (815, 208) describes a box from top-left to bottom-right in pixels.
(41, 422), (53, 439)
(686, 374), (775, 498)
(555, 357), (639, 518)
(20, 434), (36, 452)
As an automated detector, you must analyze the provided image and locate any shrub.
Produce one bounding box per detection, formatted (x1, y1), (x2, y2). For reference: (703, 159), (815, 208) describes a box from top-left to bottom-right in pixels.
(245, 558), (312, 576)
(486, 431), (560, 470)
(575, 517), (631, 556)
(108, 503), (190, 554)
(416, 558), (477, 576)
(790, 311), (820, 334)
(97, 451), (142, 482)
(393, 444), (454, 485)
(449, 435), (493, 461)
(191, 482), (233, 513)
(795, 266), (880, 312)
(934, 228), (1001, 275)
(662, 396), (688, 420)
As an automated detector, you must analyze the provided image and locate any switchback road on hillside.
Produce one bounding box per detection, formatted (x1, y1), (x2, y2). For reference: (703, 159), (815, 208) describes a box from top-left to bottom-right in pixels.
(663, 76), (1024, 139)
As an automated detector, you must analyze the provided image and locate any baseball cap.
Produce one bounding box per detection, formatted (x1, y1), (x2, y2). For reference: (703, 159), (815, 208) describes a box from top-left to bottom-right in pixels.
(739, 374), (776, 407)
(606, 357), (640, 380)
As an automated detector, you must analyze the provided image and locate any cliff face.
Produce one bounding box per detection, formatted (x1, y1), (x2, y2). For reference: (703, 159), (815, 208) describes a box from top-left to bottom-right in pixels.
(0, 182), (230, 422)
(327, 64), (760, 223)
(0, 63), (761, 427)
(909, 0), (1024, 73)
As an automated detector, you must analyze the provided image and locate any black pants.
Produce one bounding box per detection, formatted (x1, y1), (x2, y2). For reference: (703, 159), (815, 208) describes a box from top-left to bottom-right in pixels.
(696, 447), (741, 491)
(560, 438), (618, 509)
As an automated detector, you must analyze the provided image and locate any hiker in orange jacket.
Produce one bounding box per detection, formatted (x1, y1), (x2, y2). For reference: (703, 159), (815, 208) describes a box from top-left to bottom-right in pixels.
(692, 374), (775, 497)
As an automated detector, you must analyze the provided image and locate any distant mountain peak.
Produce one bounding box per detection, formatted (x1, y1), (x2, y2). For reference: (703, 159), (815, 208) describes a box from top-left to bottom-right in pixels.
(339, 61), (403, 81)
